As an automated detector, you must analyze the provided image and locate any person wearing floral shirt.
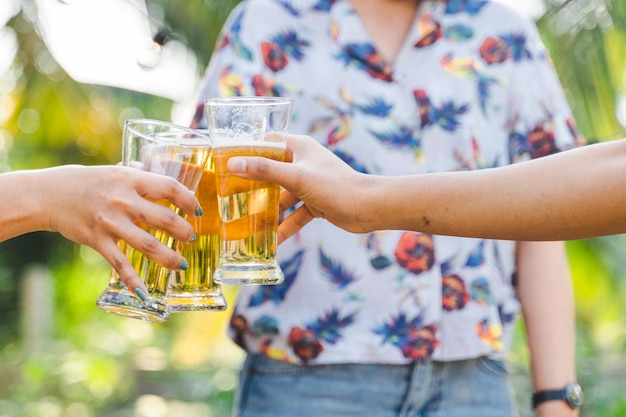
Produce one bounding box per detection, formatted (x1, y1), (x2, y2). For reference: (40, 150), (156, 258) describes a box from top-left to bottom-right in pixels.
(192, 0), (584, 416)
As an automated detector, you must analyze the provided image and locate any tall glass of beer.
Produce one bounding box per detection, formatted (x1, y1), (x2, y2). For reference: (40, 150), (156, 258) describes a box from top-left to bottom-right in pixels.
(96, 119), (211, 322)
(205, 97), (292, 285)
(168, 148), (228, 312)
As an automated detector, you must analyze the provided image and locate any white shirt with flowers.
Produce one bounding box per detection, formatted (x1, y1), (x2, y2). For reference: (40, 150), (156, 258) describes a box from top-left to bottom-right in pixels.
(192, 0), (583, 365)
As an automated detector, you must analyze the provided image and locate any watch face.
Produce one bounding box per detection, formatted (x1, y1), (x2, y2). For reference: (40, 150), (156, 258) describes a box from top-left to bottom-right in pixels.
(565, 383), (584, 408)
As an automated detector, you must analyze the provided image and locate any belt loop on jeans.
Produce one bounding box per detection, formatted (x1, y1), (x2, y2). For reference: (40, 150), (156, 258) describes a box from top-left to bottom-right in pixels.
(399, 360), (435, 417)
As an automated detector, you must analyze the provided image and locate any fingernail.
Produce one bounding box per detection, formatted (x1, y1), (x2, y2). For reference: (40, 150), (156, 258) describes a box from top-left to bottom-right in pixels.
(228, 157), (247, 173)
(135, 288), (148, 302)
(195, 205), (203, 217)
(189, 233), (197, 243)
(179, 259), (189, 270)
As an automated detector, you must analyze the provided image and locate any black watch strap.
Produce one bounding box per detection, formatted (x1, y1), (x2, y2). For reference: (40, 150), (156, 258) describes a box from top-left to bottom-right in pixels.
(532, 389), (565, 409)
(532, 383), (583, 410)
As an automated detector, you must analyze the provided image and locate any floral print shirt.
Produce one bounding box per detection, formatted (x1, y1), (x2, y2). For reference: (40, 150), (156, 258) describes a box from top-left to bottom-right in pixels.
(192, 0), (583, 364)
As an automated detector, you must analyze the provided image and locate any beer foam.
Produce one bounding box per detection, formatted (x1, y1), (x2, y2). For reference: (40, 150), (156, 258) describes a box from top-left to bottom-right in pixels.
(211, 129), (286, 149)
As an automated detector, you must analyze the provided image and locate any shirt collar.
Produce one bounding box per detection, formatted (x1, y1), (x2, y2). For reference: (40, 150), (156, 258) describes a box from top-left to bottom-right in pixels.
(327, 0), (443, 78)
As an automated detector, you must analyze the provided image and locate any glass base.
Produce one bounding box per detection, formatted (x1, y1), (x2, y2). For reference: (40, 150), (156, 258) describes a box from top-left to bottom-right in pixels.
(213, 263), (284, 285)
(167, 291), (228, 312)
(96, 288), (169, 322)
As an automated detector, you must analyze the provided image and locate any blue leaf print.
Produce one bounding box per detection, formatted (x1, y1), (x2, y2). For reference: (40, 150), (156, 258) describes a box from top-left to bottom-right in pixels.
(308, 308), (357, 344)
(500, 33), (532, 61)
(498, 303), (516, 324)
(465, 240), (486, 267)
(445, 0), (488, 15)
(248, 250), (305, 307)
(312, 0), (336, 11)
(370, 255), (393, 270)
(440, 256), (455, 277)
(333, 149), (369, 174)
(374, 312), (425, 344)
(227, 9), (253, 61)
(336, 43), (376, 67)
(492, 243), (508, 283)
(476, 76), (498, 114)
(433, 102), (469, 131)
(470, 277), (493, 305)
(444, 24), (474, 42)
(369, 125), (420, 149)
(365, 233), (393, 270)
(320, 247), (358, 289)
(276, 0), (300, 16)
(509, 131), (532, 160)
(355, 97), (394, 117)
(273, 30), (310, 61)
(251, 315), (280, 335)
(335, 43), (393, 82)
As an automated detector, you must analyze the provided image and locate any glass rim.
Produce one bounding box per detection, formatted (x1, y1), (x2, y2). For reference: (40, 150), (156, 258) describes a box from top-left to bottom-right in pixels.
(124, 118), (212, 147)
(203, 96), (293, 107)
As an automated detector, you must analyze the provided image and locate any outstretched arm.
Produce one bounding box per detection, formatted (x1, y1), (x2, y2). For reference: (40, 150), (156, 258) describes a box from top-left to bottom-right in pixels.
(1, 165), (201, 296)
(227, 134), (626, 242)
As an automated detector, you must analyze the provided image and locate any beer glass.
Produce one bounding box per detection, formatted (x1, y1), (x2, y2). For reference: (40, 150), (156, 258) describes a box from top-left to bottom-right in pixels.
(96, 119), (211, 322)
(169, 147), (228, 312)
(205, 96), (292, 285)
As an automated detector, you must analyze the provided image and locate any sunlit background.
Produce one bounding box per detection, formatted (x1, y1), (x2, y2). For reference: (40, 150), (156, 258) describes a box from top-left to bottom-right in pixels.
(0, 0), (625, 416)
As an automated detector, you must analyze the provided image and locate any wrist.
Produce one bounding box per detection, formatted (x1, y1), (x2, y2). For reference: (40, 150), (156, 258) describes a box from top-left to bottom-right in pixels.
(358, 174), (401, 232)
(532, 382), (583, 412)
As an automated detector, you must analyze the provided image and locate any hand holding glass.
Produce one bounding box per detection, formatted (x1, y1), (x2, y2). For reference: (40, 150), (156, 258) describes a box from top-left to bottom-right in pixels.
(96, 119), (211, 321)
(206, 97), (292, 285)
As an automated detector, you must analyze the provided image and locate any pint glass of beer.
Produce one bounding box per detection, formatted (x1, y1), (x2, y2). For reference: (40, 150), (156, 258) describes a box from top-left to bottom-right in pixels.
(96, 119), (211, 321)
(205, 97), (292, 285)
(168, 149), (228, 312)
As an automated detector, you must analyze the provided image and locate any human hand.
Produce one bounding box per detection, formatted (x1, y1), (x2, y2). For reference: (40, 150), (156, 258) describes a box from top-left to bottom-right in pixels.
(226, 134), (372, 244)
(40, 165), (200, 297)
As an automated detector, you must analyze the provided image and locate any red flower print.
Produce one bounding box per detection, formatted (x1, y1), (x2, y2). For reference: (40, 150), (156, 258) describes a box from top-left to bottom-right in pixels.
(528, 123), (558, 158)
(262, 41), (289, 72)
(413, 89), (432, 127)
(288, 326), (324, 362)
(252, 74), (278, 96)
(402, 324), (439, 359)
(479, 37), (510, 64)
(442, 274), (470, 311)
(375, 313), (439, 359)
(415, 21), (443, 48)
(363, 53), (393, 82)
(230, 313), (249, 333)
(394, 232), (436, 274)
(229, 313), (250, 349)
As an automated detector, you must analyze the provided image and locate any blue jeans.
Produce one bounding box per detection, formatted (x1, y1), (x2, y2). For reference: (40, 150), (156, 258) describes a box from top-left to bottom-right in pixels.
(232, 354), (519, 417)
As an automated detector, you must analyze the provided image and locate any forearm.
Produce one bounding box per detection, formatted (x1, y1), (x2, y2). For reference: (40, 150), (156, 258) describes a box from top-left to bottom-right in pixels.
(516, 241), (578, 417)
(0, 170), (51, 243)
(365, 140), (626, 240)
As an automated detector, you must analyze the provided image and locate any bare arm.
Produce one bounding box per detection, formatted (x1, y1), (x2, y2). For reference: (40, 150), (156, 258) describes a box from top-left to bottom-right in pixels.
(373, 140), (626, 240)
(227, 135), (626, 242)
(0, 165), (200, 296)
(516, 242), (578, 417)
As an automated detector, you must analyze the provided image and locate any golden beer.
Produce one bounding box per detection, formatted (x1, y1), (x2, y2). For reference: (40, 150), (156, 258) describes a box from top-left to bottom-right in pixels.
(97, 150), (208, 322)
(212, 144), (286, 285)
(100, 226), (173, 320)
(169, 157), (227, 311)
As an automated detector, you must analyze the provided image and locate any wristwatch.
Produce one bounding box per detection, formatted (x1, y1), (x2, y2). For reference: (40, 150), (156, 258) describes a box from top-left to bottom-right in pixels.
(532, 382), (584, 409)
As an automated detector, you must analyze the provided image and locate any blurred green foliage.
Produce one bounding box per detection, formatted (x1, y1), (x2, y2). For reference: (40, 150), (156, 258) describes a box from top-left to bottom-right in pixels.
(0, 0), (624, 416)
